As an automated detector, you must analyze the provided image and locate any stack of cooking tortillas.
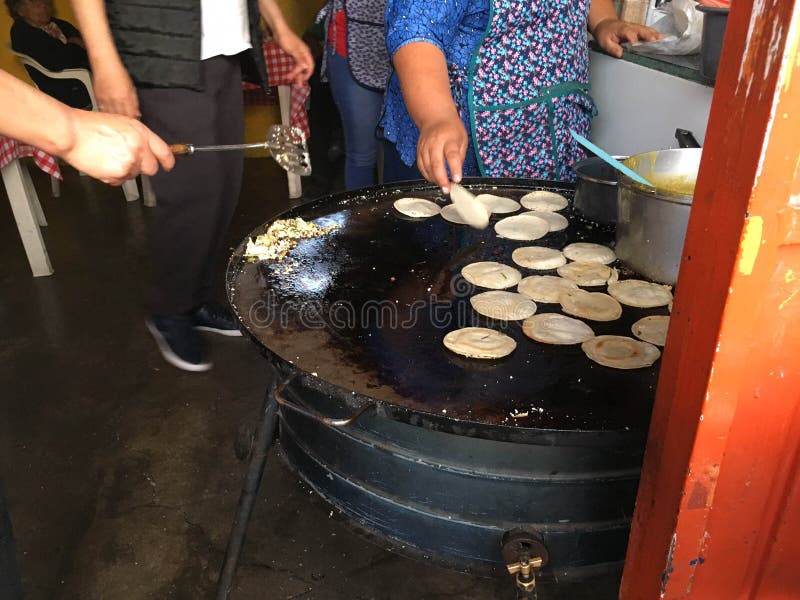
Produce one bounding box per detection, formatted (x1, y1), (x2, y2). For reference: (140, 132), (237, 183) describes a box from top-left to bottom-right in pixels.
(393, 187), (671, 369)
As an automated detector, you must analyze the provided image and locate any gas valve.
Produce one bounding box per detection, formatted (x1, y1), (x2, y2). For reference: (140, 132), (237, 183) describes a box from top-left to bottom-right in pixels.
(501, 530), (549, 600)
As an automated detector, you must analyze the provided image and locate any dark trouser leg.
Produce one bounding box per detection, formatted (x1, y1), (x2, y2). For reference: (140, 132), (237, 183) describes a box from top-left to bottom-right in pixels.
(138, 55), (244, 316)
(381, 137), (423, 183)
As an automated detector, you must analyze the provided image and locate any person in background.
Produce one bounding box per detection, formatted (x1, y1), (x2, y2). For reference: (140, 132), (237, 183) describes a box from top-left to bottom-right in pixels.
(317, 0), (389, 190)
(0, 68), (173, 183)
(301, 22), (343, 199)
(381, 0), (660, 192)
(7, 0), (92, 108)
(71, 0), (313, 372)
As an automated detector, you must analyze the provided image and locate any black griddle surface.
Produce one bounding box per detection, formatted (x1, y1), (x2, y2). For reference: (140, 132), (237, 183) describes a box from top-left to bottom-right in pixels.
(227, 179), (663, 432)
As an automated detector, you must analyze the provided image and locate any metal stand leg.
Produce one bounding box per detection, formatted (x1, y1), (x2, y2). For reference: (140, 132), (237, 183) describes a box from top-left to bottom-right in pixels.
(215, 378), (280, 600)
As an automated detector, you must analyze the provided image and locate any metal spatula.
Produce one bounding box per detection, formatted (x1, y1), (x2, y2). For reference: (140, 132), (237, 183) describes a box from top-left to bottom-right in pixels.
(169, 124), (311, 176)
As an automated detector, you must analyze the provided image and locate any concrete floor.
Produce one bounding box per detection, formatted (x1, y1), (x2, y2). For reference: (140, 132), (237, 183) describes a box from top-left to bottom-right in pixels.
(0, 160), (621, 599)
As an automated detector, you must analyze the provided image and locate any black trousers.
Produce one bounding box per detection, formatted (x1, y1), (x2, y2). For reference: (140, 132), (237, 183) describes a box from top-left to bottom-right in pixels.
(139, 55), (245, 316)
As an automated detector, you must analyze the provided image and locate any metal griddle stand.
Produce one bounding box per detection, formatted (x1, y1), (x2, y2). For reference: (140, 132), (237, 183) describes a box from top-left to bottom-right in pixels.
(214, 374), (279, 600)
(214, 365), (548, 600)
(214, 365), (373, 600)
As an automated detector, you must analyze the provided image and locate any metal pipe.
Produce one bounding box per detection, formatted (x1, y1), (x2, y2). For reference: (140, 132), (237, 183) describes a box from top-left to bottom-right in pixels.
(215, 375), (282, 600)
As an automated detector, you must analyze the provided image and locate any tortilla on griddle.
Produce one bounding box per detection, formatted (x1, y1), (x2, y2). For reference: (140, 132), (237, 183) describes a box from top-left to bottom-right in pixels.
(511, 247), (567, 270)
(393, 197), (441, 218)
(519, 190), (569, 212)
(462, 261), (522, 289)
(525, 210), (568, 232)
(440, 203), (471, 225)
(522, 313), (595, 345)
(444, 327), (516, 359)
(607, 279), (673, 308)
(582, 335), (661, 369)
(559, 289), (622, 321)
(494, 213), (549, 241)
(475, 194), (521, 214)
(562, 242), (616, 265)
(631, 315), (670, 346)
(517, 275), (578, 303)
(470, 291), (537, 321)
(557, 262), (616, 287)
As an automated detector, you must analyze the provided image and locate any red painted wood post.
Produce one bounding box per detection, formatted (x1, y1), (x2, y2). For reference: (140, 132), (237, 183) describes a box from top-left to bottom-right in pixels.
(619, 0), (800, 598)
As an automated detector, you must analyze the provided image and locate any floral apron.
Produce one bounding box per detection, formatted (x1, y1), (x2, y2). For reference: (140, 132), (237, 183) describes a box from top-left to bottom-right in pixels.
(467, 0), (596, 181)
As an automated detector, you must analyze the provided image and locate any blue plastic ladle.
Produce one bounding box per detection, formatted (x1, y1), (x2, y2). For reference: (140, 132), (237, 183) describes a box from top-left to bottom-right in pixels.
(569, 129), (654, 188)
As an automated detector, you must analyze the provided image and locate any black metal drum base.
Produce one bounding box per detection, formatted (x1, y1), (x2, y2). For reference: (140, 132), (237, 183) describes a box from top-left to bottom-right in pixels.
(277, 378), (640, 580)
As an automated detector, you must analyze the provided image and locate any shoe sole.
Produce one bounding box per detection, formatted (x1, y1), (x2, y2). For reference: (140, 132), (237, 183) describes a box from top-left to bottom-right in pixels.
(194, 325), (243, 337)
(145, 320), (213, 372)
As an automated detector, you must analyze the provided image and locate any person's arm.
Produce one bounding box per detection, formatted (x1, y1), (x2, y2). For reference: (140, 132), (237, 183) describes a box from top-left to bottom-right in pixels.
(393, 42), (466, 193)
(70, 0), (139, 116)
(589, 0), (661, 58)
(258, 0), (314, 84)
(0, 70), (173, 184)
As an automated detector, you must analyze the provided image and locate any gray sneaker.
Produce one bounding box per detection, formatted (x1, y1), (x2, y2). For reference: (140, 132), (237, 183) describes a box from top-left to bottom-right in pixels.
(146, 316), (212, 372)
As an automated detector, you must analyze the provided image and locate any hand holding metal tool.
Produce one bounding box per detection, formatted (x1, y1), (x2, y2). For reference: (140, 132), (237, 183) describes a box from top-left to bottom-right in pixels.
(169, 124), (311, 176)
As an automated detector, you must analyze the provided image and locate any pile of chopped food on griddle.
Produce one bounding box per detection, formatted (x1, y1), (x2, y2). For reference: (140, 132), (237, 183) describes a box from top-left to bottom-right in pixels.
(244, 218), (339, 262)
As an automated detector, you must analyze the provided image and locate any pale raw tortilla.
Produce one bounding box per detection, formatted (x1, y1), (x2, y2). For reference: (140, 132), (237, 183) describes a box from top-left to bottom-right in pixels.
(444, 327), (516, 359)
(524, 210), (568, 232)
(511, 247), (567, 270)
(475, 194), (521, 214)
(517, 275), (578, 303)
(522, 313), (595, 345)
(462, 261), (522, 289)
(559, 289), (622, 321)
(557, 262), (616, 287)
(470, 291), (537, 320)
(441, 204), (470, 225)
(449, 183), (490, 229)
(520, 190), (569, 212)
(494, 214), (549, 241)
(607, 279), (673, 308)
(562, 242), (616, 264)
(631, 315), (670, 346)
(393, 197), (441, 218)
(582, 335), (661, 369)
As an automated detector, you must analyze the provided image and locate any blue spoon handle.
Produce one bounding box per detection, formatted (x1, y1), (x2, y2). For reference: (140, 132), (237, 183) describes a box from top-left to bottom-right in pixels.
(569, 129), (654, 188)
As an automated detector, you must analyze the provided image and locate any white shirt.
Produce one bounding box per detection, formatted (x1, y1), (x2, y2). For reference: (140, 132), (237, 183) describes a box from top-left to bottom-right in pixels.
(200, 0), (253, 60)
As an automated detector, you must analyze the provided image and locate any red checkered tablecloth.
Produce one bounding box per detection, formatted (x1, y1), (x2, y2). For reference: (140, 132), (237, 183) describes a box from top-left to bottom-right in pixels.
(0, 136), (62, 180)
(262, 40), (311, 139)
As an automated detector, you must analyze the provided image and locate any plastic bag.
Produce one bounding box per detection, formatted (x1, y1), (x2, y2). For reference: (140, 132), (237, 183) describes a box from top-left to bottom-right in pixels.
(628, 0), (704, 56)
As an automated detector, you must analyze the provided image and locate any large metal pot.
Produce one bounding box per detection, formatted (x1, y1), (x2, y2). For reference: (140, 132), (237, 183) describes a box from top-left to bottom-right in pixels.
(572, 156), (624, 224)
(616, 148), (702, 285)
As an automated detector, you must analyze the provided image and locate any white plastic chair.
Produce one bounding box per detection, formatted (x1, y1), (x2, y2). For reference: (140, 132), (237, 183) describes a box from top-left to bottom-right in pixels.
(9, 48), (155, 206)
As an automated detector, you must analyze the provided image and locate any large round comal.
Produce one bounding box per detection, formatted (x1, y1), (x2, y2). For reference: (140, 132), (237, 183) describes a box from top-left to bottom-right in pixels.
(227, 179), (663, 581)
(616, 149), (702, 285)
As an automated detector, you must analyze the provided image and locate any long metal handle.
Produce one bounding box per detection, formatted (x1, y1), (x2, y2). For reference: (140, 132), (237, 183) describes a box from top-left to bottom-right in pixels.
(273, 379), (375, 427)
(170, 141), (270, 155)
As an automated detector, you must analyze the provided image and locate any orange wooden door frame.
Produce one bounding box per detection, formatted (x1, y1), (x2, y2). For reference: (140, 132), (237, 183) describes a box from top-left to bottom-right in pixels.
(619, 0), (800, 598)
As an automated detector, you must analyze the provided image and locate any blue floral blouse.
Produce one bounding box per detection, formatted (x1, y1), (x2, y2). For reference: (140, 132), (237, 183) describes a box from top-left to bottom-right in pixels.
(381, 0), (490, 175)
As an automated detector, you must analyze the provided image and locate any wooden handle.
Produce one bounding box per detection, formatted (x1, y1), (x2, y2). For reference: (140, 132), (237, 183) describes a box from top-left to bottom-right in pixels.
(170, 143), (192, 155)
